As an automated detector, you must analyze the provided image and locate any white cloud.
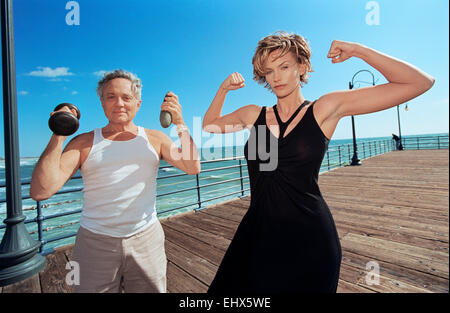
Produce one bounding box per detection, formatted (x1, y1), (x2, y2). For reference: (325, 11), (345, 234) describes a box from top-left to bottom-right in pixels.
(18, 90), (29, 95)
(28, 66), (74, 77)
(71, 91), (78, 95)
(48, 78), (70, 82)
(93, 70), (108, 77)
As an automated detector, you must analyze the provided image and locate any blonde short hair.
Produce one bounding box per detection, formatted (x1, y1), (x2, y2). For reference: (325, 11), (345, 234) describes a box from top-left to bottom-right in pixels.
(252, 31), (313, 89)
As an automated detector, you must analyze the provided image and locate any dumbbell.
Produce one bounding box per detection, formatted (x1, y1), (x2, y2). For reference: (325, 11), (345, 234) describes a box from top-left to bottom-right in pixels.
(160, 92), (172, 128)
(48, 103), (81, 136)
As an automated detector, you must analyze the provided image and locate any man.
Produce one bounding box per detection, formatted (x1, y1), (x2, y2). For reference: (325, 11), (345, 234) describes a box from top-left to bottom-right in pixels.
(392, 133), (402, 150)
(30, 69), (201, 292)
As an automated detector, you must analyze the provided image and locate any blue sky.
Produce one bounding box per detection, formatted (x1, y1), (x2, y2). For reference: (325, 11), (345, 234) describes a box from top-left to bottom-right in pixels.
(0, 0), (448, 157)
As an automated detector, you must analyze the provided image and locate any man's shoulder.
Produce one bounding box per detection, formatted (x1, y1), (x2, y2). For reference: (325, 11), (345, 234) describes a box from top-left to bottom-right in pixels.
(143, 128), (170, 149)
(143, 128), (165, 139)
(67, 131), (94, 148)
(74, 130), (94, 141)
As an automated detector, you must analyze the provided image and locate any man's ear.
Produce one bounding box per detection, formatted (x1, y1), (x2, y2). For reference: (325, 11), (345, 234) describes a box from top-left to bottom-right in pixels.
(137, 100), (142, 109)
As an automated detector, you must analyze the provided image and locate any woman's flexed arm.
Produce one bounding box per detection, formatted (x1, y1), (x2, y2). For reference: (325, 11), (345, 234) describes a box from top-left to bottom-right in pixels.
(321, 40), (435, 120)
(203, 72), (260, 134)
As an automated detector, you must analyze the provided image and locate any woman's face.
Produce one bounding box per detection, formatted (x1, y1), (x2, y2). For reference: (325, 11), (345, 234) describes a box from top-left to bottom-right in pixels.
(263, 50), (305, 98)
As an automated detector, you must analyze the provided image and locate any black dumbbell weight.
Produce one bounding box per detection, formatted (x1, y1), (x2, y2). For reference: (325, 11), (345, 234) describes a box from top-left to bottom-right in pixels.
(48, 103), (81, 136)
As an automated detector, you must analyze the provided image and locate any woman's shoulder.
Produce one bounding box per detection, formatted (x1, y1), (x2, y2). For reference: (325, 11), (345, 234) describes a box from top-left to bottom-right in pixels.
(240, 104), (265, 117)
(238, 104), (264, 125)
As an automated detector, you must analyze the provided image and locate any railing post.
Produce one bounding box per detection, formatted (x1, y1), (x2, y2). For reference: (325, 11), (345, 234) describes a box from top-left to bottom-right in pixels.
(338, 146), (341, 166)
(327, 151), (330, 170)
(239, 159), (244, 197)
(347, 145), (351, 163)
(438, 136), (440, 149)
(36, 201), (44, 253)
(196, 174), (201, 209)
(417, 137), (419, 150)
(362, 142), (366, 159)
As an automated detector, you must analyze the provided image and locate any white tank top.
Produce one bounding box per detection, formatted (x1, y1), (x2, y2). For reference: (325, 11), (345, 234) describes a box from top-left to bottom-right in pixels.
(80, 126), (160, 237)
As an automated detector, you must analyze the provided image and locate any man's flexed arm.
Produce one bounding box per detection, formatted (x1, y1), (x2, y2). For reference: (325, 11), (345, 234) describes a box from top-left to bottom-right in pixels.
(30, 134), (83, 201)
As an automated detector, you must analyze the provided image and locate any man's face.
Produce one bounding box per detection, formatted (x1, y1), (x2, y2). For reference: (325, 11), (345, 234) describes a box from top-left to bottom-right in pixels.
(100, 78), (141, 124)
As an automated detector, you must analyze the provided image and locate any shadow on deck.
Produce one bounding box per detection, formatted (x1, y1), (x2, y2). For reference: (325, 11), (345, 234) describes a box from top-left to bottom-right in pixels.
(1, 149), (448, 293)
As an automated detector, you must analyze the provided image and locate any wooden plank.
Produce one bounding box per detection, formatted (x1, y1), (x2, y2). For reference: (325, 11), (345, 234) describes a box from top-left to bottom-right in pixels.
(40, 249), (74, 293)
(356, 274), (433, 293)
(343, 233), (448, 263)
(320, 177), (449, 193)
(325, 197), (449, 222)
(200, 204), (247, 223)
(164, 224), (226, 265)
(60, 245), (73, 261)
(162, 218), (231, 251)
(330, 208), (449, 236)
(334, 220), (448, 254)
(167, 261), (208, 293)
(1, 273), (41, 293)
(177, 213), (237, 240)
(165, 239), (218, 286)
(341, 233), (449, 279)
(331, 212), (448, 243)
(321, 187), (448, 211)
(196, 211), (240, 228)
(337, 262), (366, 285)
(341, 250), (449, 293)
(337, 279), (375, 293)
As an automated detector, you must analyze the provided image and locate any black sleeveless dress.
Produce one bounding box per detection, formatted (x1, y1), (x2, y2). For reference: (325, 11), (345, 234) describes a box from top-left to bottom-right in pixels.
(207, 100), (342, 294)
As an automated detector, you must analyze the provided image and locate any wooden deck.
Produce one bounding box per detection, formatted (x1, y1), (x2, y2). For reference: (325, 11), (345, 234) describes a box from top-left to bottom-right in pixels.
(1, 149), (448, 293)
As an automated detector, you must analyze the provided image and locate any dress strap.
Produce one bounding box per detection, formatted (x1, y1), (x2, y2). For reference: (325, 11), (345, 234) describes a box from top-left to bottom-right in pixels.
(273, 100), (310, 138)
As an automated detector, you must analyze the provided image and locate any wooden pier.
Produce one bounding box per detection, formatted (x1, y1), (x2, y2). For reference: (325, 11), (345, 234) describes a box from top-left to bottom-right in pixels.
(1, 149), (448, 293)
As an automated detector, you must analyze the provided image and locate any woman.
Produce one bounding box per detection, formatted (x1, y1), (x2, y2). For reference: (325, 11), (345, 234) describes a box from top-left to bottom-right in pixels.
(202, 32), (434, 293)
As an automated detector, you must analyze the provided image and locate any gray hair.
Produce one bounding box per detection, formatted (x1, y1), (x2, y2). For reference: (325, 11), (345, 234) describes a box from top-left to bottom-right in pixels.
(96, 69), (143, 100)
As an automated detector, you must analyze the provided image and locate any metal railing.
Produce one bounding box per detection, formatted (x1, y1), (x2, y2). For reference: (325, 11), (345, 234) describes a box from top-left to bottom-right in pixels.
(401, 135), (449, 150)
(0, 134), (448, 255)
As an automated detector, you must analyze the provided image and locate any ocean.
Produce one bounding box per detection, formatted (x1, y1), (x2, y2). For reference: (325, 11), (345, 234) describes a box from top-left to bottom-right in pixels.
(0, 133), (447, 251)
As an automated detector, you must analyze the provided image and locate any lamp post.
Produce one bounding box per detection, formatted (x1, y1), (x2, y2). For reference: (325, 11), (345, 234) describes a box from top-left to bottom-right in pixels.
(396, 104), (404, 150)
(0, 0), (46, 286)
(349, 69), (376, 166)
